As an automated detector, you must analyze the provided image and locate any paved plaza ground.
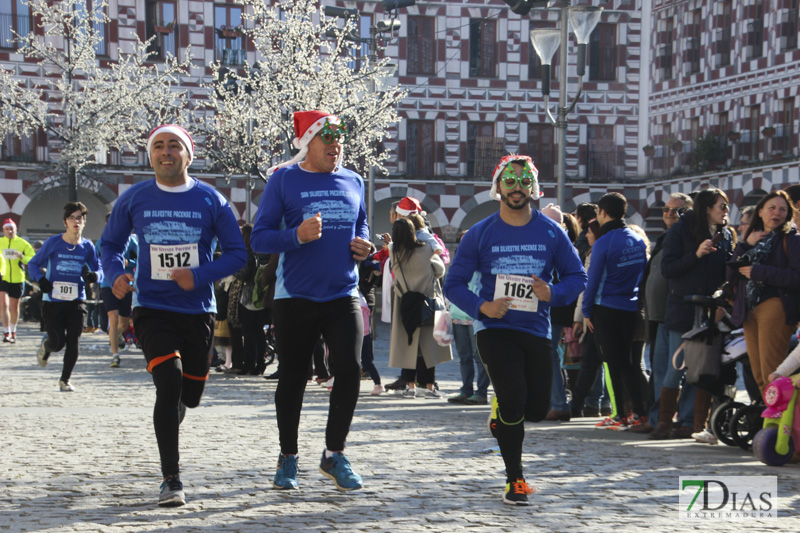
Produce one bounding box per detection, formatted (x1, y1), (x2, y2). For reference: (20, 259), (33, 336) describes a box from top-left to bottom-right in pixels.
(1, 321), (798, 532)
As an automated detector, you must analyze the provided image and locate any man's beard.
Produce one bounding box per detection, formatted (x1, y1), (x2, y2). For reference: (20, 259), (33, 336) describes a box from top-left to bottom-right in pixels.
(501, 192), (531, 210)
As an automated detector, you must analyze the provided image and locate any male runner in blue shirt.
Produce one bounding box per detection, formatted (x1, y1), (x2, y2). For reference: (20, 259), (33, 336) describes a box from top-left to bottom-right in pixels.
(29, 202), (101, 392)
(251, 110), (371, 493)
(444, 155), (586, 506)
(100, 124), (246, 507)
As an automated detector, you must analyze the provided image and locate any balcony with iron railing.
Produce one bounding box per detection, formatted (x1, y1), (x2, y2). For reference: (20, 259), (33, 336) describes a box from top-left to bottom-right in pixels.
(0, 13), (31, 48)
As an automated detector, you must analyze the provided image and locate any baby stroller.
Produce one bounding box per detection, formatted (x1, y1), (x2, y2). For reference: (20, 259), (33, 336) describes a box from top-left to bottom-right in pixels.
(678, 294), (761, 449)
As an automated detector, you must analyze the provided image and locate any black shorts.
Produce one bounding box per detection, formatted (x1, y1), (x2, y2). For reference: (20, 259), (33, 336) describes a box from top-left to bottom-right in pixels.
(101, 287), (132, 317)
(132, 307), (215, 381)
(0, 280), (23, 299)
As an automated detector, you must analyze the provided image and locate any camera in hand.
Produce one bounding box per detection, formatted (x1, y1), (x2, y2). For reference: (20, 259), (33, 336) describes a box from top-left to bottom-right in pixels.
(725, 255), (752, 269)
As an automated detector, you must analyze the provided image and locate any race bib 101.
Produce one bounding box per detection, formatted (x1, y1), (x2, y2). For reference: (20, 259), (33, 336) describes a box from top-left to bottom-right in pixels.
(51, 281), (78, 301)
(150, 244), (199, 280)
(494, 273), (538, 312)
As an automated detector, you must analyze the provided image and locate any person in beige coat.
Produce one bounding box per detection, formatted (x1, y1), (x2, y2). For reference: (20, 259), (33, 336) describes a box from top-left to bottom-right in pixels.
(388, 218), (452, 398)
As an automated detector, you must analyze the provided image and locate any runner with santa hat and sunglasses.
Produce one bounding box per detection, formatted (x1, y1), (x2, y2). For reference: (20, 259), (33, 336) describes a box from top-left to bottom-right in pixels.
(251, 110), (371, 493)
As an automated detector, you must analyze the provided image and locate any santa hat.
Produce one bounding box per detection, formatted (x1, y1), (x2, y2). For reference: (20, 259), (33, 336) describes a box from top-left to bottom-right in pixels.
(3, 218), (16, 229)
(541, 203), (563, 225)
(396, 197), (425, 217)
(489, 155), (541, 201)
(146, 124), (194, 163)
(266, 110), (343, 176)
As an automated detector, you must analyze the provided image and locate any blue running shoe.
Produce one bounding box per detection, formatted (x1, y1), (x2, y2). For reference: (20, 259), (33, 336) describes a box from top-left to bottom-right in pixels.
(158, 475), (185, 507)
(273, 453), (298, 490)
(319, 450), (363, 491)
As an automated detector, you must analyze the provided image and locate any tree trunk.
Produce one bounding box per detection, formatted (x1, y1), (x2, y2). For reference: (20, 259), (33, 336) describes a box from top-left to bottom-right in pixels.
(68, 166), (78, 202)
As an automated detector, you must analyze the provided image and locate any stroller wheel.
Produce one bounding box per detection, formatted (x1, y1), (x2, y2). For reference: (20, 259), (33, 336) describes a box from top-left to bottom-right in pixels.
(753, 428), (795, 466)
(710, 400), (745, 447)
(730, 405), (763, 451)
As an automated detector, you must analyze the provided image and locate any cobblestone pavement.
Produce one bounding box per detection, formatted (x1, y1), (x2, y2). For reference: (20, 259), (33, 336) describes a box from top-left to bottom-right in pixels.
(2, 321), (798, 532)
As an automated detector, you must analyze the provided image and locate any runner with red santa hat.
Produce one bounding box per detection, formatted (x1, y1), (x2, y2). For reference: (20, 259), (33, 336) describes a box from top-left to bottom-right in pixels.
(251, 110), (371, 493)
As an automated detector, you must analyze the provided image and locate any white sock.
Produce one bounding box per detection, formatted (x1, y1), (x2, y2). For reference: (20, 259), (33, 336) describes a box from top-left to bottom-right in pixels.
(10, 325), (16, 334)
(325, 449), (340, 459)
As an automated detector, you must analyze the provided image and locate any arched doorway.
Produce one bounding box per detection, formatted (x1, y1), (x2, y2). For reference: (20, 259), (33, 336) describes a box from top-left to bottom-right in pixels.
(19, 189), (110, 242)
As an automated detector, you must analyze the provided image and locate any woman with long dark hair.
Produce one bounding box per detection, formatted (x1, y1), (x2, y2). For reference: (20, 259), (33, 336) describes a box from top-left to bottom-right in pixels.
(728, 190), (800, 393)
(388, 218), (451, 397)
(656, 188), (734, 441)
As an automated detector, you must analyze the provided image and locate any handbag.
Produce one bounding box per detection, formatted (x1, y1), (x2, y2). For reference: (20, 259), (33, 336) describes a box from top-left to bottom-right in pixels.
(673, 328), (723, 391)
(396, 260), (444, 327)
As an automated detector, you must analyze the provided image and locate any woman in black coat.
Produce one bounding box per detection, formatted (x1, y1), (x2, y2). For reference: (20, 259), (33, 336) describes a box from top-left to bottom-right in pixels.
(727, 190), (800, 393)
(657, 189), (734, 440)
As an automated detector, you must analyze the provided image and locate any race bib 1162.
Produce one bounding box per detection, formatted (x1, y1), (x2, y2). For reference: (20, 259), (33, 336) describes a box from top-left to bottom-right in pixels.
(494, 273), (538, 312)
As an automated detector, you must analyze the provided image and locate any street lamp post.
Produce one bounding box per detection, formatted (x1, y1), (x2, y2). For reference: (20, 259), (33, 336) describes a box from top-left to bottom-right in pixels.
(324, 2), (410, 235)
(529, 2), (602, 206)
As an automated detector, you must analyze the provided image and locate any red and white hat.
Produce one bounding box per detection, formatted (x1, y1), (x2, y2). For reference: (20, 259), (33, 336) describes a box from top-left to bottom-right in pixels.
(489, 154), (540, 201)
(541, 203), (563, 224)
(396, 197), (425, 217)
(146, 124), (195, 163)
(2, 218), (16, 229)
(267, 110), (343, 176)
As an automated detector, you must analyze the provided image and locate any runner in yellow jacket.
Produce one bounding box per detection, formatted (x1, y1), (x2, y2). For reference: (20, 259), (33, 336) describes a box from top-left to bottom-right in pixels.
(1, 218), (35, 343)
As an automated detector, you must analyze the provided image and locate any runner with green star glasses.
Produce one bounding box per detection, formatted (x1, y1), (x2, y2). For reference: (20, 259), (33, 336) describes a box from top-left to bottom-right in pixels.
(444, 154), (586, 506)
(500, 163), (536, 190)
(319, 119), (348, 145)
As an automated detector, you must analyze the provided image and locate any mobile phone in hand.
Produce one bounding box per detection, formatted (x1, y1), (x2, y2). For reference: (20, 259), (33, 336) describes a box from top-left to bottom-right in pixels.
(711, 232), (723, 245)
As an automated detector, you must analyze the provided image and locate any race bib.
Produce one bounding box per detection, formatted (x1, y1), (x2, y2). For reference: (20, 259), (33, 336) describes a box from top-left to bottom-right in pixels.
(2, 248), (17, 260)
(494, 273), (538, 312)
(51, 281), (78, 301)
(150, 244), (200, 280)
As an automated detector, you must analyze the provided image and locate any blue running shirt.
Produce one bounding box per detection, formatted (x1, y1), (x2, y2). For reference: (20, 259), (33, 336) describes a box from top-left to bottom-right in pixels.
(99, 178), (246, 314)
(250, 164), (369, 302)
(28, 236), (101, 303)
(444, 211), (586, 339)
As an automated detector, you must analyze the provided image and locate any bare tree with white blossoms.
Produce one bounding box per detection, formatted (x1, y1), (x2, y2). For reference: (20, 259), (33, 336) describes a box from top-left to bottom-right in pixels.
(0, 0), (190, 201)
(196, 0), (406, 182)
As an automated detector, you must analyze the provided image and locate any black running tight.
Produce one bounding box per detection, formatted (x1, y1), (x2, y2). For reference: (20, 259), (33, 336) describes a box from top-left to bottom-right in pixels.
(476, 328), (551, 482)
(272, 297), (363, 455)
(42, 300), (86, 383)
(151, 358), (204, 477)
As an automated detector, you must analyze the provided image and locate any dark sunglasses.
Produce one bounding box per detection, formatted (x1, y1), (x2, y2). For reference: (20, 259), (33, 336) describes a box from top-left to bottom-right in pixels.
(662, 207), (686, 215)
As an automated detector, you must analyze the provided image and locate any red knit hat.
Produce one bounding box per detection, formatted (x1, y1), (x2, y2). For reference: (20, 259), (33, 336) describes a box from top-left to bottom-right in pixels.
(489, 155), (540, 201)
(267, 110), (342, 175)
(396, 197), (425, 217)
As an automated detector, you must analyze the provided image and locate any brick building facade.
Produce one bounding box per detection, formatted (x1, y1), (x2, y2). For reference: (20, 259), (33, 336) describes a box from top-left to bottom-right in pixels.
(1, 0), (798, 242)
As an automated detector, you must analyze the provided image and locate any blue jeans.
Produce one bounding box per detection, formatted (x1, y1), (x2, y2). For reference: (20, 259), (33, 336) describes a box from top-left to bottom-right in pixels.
(588, 367), (608, 410)
(661, 327), (695, 427)
(647, 323), (669, 423)
(453, 323), (489, 397)
(549, 325), (570, 411)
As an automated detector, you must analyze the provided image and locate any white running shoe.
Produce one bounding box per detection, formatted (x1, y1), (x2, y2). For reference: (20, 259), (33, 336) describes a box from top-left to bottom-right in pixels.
(691, 429), (718, 445)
